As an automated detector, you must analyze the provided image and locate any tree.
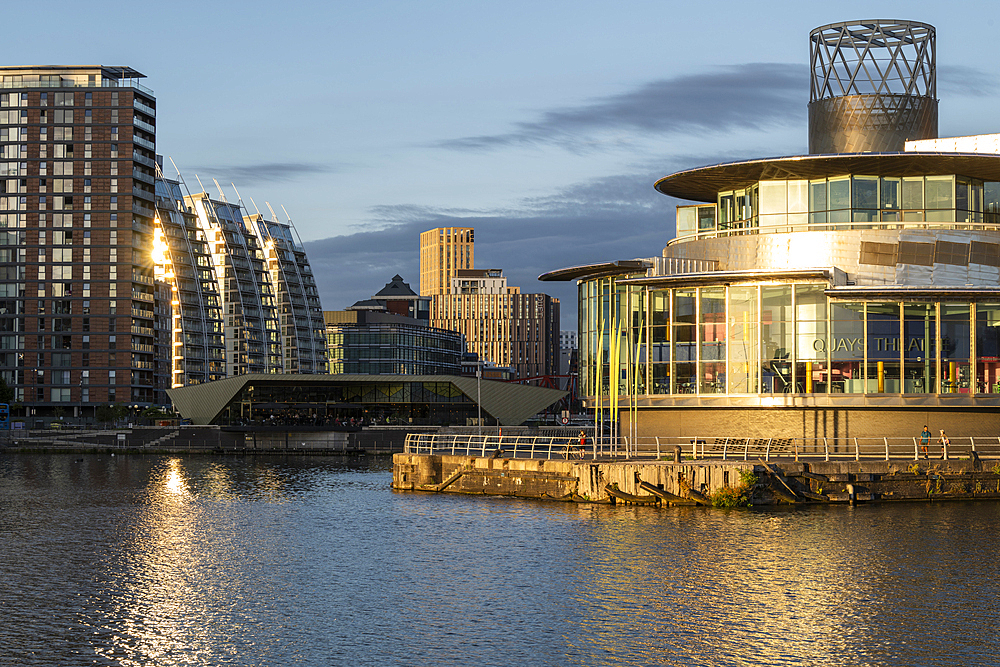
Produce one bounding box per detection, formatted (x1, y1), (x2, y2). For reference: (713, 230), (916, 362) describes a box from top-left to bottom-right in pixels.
(96, 403), (129, 426)
(0, 375), (14, 404)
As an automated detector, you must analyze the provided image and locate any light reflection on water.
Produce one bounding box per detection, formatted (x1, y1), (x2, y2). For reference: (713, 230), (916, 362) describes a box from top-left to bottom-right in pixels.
(2, 453), (1000, 666)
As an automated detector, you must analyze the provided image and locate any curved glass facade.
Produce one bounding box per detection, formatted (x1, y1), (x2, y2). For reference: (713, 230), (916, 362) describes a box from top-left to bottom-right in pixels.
(580, 275), (1000, 398)
(675, 175), (1000, 240)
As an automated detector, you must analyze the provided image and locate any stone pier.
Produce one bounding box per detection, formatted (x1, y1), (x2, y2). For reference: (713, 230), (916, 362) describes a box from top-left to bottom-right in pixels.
(392, 453), (1000, 505)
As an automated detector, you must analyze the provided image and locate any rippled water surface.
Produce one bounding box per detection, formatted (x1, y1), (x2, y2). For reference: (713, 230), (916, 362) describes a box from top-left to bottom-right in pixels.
(2, 453), (1000, 666)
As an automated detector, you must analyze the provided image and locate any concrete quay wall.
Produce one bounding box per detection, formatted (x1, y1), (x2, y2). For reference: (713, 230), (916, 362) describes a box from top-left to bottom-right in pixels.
(392, 453), (1000, 505)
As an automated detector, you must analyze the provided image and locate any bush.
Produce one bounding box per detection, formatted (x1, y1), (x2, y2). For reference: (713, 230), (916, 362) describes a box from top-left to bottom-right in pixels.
(710, 468), (758, 508)
(711, 485), (750, 508)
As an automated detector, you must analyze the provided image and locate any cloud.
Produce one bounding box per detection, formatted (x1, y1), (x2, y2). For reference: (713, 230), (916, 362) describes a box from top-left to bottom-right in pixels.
(938, 65), (1000, 98)
(190, 162), (336, 185)
(438, 63), (807, 152)
(304, 171), (681, 328)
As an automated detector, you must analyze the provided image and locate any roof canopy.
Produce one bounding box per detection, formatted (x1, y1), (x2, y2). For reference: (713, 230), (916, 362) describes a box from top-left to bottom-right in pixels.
(167, 374), (566, 426)
(655, 152), (1000, 203)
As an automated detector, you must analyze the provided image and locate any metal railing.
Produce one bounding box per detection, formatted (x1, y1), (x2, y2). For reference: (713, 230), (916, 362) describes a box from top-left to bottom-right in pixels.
(404, 433), (1000, 462)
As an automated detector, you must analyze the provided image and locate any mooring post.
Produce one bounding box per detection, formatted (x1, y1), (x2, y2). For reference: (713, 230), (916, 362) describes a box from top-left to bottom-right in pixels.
(673, 445), (681, 463)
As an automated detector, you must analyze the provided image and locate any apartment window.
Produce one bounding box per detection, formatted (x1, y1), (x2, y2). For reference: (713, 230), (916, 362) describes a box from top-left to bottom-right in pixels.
(85, 92), (92, 107)
(84, 109), (92, 122)
(39, 92), (47, 106)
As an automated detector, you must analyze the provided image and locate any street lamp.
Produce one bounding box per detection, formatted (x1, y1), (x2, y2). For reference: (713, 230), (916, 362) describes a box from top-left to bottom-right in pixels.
(476, 368), (481, 439)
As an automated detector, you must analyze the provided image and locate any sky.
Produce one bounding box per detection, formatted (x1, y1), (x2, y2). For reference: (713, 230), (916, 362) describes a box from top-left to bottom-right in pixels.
(10, 0), (1000, 327)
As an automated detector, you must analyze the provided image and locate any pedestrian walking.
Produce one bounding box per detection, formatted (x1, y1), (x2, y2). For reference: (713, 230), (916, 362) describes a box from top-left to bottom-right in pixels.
(938, 429), (950, 459)
(920, 425), (931, 459)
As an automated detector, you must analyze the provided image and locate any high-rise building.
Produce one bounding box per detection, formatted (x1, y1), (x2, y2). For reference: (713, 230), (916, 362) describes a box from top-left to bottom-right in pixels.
(245, 211), (327, 374)
(419, 226), (473, 296)
(152, 175), (227, 386)
(420, 227), (560, 379)
(0, 66), (161, 412)
(0, 65), (327, 422)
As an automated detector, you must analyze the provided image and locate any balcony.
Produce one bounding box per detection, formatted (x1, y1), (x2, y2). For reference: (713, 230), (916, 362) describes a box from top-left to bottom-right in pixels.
(133, 201), (154, 218)
(132, 151), (156, 168)
(132, 117), (155, 134)
(132, 134), (154, 151)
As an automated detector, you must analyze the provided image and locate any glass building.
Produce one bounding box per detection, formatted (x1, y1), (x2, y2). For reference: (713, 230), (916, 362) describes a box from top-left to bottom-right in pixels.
(542, 20), (1000, 439)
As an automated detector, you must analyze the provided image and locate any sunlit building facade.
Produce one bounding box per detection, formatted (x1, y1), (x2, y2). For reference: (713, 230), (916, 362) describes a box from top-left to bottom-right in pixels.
(153, 175), (226, 386)
(419, 226), (473, 296)
(1, 65), (329, 419)
(544, 20), (1000, 439)
(246, 212), (327, 374)
(0, 66), (165, 413)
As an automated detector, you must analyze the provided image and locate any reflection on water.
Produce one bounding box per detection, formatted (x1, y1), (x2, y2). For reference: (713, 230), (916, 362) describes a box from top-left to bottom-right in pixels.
(2, 453), (1000, 666)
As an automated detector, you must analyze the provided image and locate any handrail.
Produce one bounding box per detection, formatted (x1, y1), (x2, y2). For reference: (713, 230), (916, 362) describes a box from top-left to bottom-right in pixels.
(402, 433), (1000, 461)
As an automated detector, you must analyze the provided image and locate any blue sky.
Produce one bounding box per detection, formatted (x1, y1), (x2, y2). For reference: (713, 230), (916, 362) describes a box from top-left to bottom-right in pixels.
(12, 1), (1000, 326)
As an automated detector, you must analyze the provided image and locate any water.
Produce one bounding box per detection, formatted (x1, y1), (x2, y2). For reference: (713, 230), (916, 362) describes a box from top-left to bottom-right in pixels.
(2, 453), (1000, 666)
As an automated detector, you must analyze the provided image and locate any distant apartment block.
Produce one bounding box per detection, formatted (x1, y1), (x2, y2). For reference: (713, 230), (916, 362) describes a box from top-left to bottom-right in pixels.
(420, 227), (559, 379)
(419, 226), (473, 296)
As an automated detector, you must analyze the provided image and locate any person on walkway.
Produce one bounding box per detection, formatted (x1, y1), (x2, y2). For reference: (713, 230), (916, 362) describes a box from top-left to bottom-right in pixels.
(938, 429), (950, 459)
(920, 425), (932, 459)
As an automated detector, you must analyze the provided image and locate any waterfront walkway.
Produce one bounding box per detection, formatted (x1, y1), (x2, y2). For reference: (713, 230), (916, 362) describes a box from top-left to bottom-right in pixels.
(403, 433), (1000, 462)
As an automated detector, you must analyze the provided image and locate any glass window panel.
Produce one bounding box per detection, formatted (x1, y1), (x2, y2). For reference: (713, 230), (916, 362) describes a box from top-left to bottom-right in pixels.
(762, 286), (792, 322)
(829, 178), (850, 210)
(788, 212), (808, 227)
(830, 305), (865, 393)
(829, 209), (851, 223)
(809, 179), (827, 212)
(852, 176), (878, 210)
(795, 284), (827, 321)
(787, 180), (808, 213)
(651, 363), (670, 394)
(881, 177), (900, 210)
(976, 303), (1000, 393)
(728, 286), (758, 393)
(676, 206), (697, 235)
(795, 319), (827, 361)
(901, 177), (924, 210)
(941, 304), (971, 393)
(758, 180), (787, 215)
(697, 288), (726, 394)
(867, 303), (901, 393)
(673, 289), (696, 325)
(795, 360), (828, 393)
(734, 190), (748, 221)
(956, 178), (971, 212)
(925, 175), (954, 209)
(697, 206), (716, 231)
(985, 182), (1000, 223)
(902, 303), (936, 394)
(674, 362), (696, 394)
(700, 362), (725, 394)
(719, 193), (733, 225)
(650, 290), (668, 326)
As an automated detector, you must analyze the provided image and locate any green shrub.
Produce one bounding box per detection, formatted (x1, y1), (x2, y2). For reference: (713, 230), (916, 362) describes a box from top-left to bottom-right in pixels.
(711, 485), (750, 508)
